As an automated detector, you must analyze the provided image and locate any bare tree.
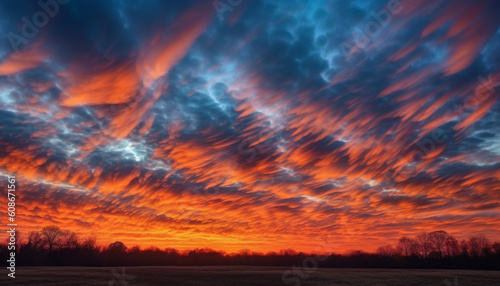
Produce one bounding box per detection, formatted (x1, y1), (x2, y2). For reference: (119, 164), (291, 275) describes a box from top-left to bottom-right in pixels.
(492, 242), (500, 255)
(416, 232), (434, 258)
(63, 232), (79, 249)
(468, 235), (490, 257)
(429, 230), (448, 257)
(129, 245), (141, 254)
(460, 239), (469, 256)
(41, 225), (68, 253)
(444, 235), (460, 257)
(376, 244), (398, 256)
(108, 241), (128, 253)
(27, 231), (44, 250)
(16, 232), (24, 248)
(81, 236), (97, 250)
(397, 236), (415, 256)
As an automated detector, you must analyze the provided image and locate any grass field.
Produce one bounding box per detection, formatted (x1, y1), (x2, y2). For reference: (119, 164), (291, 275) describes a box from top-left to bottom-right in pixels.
(5, 266), (500, 285)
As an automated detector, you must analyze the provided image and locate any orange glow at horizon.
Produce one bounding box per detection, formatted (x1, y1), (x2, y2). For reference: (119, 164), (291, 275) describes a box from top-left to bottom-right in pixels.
(1, 0), (500, 255)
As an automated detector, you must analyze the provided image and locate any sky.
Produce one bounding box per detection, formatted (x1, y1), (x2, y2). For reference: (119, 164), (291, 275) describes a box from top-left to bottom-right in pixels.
(0, 0), (499, 254)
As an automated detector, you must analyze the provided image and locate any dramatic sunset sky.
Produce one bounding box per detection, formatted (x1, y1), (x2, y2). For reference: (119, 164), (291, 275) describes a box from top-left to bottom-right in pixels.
(0, 0), (500, 253)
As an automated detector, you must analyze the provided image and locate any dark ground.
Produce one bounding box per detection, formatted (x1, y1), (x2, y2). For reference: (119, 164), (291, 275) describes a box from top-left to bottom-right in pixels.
(2, 266), (500, 285)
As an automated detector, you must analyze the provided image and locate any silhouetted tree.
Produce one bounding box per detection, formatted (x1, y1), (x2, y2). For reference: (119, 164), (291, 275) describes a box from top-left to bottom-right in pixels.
(27, 231), (43, 250)
(128, 245), (141, 253)
(1, 226), (499, 269)
(492, 242), (500, 255)
(81, 236), (97, 250)
(63, 232), (79, 249)
(376, 245), (398, 256)
(444, 235), (460, 257)
(108, 241), (127, 253)
(468, 235), (490, 257)
(41, 225), (68, 253)
(459, 239), (469, 256)
(397, 236), (415, 256)
(416, 232), (434, 258)
(429, 230), (448, 257)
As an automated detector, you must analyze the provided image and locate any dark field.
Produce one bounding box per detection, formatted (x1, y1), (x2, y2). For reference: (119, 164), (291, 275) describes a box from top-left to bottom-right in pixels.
(4, 266), (500, 285)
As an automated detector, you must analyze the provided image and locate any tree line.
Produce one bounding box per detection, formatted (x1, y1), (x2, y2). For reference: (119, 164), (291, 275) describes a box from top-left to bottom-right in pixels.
(1, 226), (499, 269)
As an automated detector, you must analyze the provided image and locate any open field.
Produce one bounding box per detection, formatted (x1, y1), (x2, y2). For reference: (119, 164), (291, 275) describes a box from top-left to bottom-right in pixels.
(4, 266), (500, 285)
